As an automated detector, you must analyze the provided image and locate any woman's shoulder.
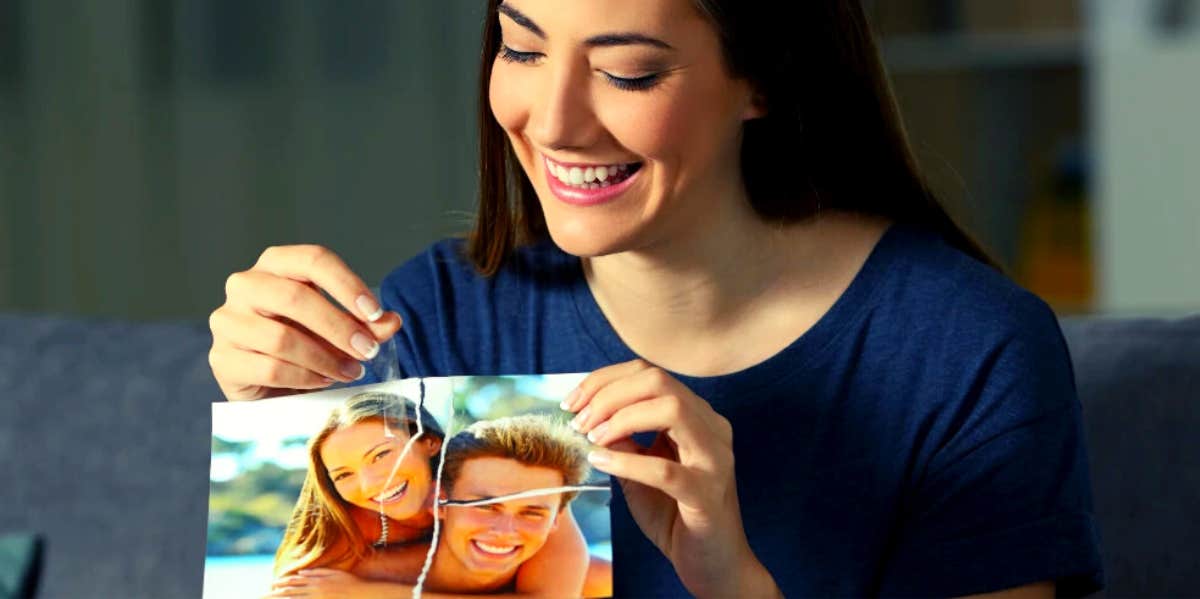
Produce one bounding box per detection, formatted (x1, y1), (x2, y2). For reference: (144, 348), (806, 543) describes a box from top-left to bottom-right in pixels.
(869, 223), (1060, 338)
(375, 237), (583, 376)
(860, 223), (1076, 413)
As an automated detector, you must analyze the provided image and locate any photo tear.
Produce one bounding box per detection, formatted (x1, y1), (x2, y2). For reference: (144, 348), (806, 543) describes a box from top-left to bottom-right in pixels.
(205, 375), (614, 599)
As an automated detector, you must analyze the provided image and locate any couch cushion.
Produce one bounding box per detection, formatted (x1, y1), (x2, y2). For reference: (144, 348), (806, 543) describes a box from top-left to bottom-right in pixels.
(1060, 315), (1200, 596)
(0, 314), (218, 599)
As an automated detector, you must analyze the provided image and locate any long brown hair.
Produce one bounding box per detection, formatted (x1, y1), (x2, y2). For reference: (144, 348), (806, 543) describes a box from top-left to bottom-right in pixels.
(467, 0), (995, 275)
(273, 392), (444, 576)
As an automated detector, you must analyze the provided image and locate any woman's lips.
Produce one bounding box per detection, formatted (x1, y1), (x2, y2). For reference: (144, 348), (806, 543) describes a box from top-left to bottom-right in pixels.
(544, 156), (643, 207)
(372, 479), (409, 504)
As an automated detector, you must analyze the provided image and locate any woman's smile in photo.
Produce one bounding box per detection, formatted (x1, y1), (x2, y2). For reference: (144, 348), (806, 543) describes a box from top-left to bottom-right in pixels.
(320, 421), (434, 521)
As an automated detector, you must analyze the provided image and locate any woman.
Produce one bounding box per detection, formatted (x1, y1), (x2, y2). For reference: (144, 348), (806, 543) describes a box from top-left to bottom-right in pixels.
(212, 0), (1104, 596)
(271, 392), (592, 597)
(274, 391), (446, 577)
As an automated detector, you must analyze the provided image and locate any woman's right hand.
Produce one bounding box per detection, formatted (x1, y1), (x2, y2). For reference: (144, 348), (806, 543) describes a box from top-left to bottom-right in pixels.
(209, 245), (403, 401)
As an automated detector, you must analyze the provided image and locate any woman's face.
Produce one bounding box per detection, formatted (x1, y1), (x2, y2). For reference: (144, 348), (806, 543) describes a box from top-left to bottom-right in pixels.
(489, 0), (763, 257)
(320, 420), (439, 523)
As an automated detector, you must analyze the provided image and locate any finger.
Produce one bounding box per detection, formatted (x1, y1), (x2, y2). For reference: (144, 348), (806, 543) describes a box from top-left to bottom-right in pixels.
(363, 310), (403, 342)
(586, 447), (702, 507)
(211, 308), (365, 383)
(226, 270), (380, 361)
(298, 569), (339, 578)
(264, 590), (309, 598)
(209, 344), (336, 394)
(571, 366), (686, 434)
(265, 581), (311, 597)
(586, 395), (724, 470)
(271, 575), (309, 589)
(253, 244), (386, 323)
(562, 359), (654, 412)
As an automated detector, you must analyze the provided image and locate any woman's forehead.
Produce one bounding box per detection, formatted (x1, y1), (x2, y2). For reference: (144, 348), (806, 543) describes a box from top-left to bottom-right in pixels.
(321, 420), (405, 462)
(497, 0), (704, 41)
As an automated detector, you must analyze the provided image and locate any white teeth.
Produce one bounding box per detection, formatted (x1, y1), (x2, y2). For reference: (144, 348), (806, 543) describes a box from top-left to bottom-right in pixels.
(475, 541), (518, 555)
(372, 480), (408, 502)
(545, 155), (636, 189)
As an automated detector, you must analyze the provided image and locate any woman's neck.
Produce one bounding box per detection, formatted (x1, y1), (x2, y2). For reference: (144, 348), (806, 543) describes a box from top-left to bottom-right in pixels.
(582, 207), (889, 376)
(386, 510), (435, 544)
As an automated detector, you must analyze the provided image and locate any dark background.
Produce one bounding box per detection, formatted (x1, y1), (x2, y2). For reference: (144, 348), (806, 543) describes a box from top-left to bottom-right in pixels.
(1, 0), (1197, 320)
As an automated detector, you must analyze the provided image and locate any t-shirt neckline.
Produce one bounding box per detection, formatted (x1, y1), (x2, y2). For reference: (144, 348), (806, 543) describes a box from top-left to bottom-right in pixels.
(567, 223), (907, 398)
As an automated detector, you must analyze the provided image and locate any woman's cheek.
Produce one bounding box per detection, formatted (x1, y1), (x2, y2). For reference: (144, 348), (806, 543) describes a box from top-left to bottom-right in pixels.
(489, 61), (528, 133)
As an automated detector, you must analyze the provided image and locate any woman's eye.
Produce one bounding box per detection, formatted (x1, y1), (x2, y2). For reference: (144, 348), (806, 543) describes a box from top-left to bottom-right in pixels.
(499, 40), (661, 92)
(603, 72), (661, 92)
(332, 472), (351, 482)
(371, 449), (392, 463)
(498, 44), (541, 65)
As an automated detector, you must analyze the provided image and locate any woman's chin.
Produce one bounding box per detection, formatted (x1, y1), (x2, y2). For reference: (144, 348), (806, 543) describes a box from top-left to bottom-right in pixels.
(544, 215), (644, 259)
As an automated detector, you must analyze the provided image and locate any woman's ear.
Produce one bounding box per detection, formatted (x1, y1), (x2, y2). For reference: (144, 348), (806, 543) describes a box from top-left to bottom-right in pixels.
(741, 88), (767, 121)
(423, 436), (443, 456)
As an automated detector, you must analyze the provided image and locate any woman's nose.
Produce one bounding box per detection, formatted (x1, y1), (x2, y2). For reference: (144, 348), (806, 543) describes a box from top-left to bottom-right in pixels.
(527, 59), (598, 152)
(359, 470), (384, 497)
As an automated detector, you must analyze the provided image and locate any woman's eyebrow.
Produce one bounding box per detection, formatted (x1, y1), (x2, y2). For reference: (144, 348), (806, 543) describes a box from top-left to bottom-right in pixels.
(361, 440), (389, 460)
(497, 4), (674, 50)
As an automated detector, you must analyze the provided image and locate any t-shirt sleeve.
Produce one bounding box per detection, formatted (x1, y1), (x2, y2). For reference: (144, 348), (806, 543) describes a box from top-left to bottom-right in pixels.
(877, 308), (1104, 597)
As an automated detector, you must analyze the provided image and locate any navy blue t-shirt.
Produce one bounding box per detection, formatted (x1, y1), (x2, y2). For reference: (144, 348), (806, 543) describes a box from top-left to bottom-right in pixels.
(376, 224), (1104, 597)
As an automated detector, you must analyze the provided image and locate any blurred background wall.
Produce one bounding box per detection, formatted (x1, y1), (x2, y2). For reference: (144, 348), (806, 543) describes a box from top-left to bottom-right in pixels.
(0, 0), (1197, 321)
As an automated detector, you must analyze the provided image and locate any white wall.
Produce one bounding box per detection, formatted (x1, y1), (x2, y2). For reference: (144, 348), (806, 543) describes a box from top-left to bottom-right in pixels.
(1091, 0), (1200, 313)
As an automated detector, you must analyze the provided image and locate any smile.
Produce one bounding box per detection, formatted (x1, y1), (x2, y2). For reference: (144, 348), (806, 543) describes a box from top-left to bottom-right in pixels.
(471, 539), (521, 558)
(543, 154), (643, 207)
(371, 479), (409, 504)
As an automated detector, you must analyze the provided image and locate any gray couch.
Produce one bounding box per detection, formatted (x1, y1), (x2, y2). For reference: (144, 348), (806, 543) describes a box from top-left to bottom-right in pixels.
(0, 313), (1197, 598)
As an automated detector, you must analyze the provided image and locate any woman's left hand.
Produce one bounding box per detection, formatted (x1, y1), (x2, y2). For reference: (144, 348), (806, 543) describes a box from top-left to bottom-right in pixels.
(265, 569), (400, 599)
(564, 359), (781, 598)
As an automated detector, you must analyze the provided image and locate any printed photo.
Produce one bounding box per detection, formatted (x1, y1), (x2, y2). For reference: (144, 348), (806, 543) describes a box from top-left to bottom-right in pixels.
(205, 375), (613, 598)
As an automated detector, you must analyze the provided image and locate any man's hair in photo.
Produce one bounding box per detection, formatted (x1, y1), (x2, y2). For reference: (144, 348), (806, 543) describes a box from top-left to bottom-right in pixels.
(442, 415), (591, 506)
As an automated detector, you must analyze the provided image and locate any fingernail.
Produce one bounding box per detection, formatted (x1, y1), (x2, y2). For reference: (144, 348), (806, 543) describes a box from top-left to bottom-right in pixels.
(321, 377), (336, 385)
(351, 332), (379, 360)
(561, 388), (580, 410)
(340, 361), (365, 381)
(587, 449), (611, 467)
(357, 294), (384, 322)
(570, 406), (591, 431)
(587, 421), (609, 443)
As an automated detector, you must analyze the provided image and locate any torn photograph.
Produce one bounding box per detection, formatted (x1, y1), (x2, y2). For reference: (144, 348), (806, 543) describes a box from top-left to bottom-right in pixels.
(205, 375), (613, 599)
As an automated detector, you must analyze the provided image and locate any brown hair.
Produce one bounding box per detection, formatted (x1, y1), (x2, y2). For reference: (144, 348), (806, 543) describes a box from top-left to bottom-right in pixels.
(441, 415), (591, 506)
(273, 392), (444, 576)
(468, 0), (995, 275)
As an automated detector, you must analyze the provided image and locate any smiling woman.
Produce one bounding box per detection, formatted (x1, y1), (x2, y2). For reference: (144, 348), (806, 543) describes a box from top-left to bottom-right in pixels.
(210, 0), (1104, 596)
(273, 392), (446, 576)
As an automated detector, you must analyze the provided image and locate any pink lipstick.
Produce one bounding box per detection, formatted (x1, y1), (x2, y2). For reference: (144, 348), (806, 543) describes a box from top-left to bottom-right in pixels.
(543, 155), (643, 207)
